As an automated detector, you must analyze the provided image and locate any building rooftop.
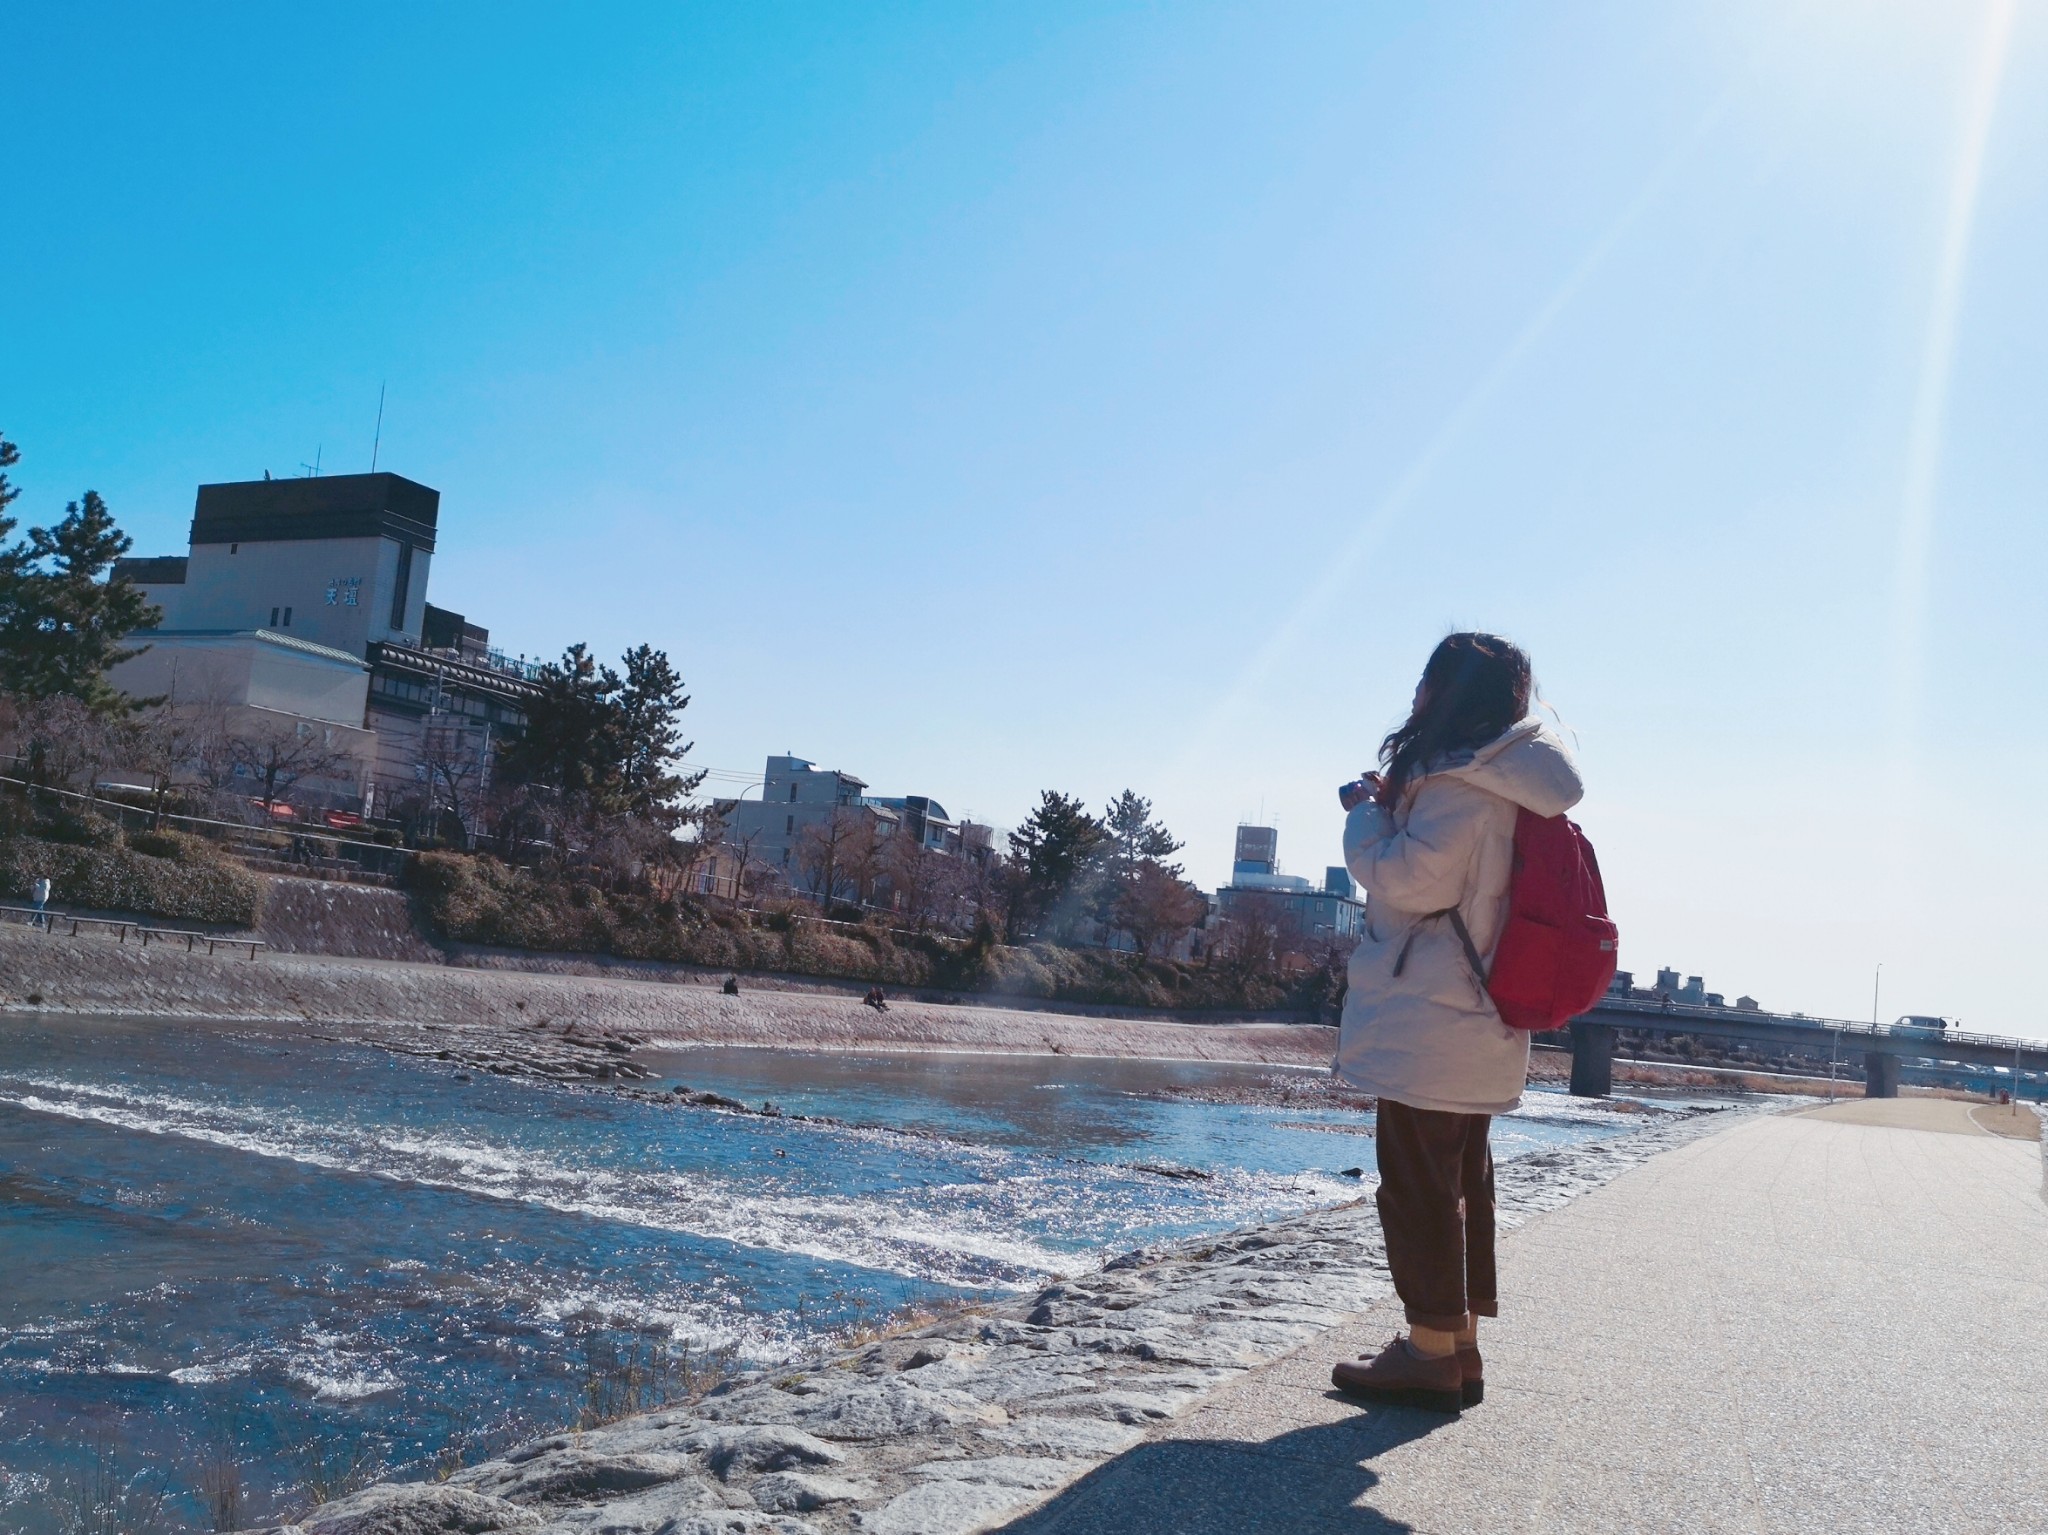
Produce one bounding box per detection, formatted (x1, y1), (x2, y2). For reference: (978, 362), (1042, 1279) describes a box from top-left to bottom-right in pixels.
(128, 626), (368, 668)
(190, 472), (440, 552)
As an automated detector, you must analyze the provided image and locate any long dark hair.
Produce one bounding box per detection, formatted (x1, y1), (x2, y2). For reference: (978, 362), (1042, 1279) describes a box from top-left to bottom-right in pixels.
(1377, 632), (1533, 806)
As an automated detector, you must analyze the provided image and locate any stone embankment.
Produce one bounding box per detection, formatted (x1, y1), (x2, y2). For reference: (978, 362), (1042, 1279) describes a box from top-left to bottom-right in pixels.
(270, 1108), (1738, 1535)
(256, 878), (446, 963)
(0, 924), (1335, 1070)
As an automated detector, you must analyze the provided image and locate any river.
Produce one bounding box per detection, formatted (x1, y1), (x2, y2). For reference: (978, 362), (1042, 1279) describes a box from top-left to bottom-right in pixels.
(0, 1011), (1642, 1530)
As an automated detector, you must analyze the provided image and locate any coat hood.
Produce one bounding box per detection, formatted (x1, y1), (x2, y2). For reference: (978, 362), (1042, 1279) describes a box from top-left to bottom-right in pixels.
(1432, 718), (1583, 817)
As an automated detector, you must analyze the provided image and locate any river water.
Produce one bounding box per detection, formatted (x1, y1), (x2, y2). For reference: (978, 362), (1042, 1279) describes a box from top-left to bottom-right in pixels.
(0, 1012), (1641, 1529)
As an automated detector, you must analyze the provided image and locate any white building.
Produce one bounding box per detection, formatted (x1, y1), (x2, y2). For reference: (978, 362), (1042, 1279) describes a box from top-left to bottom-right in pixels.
(111, 472), (538, 824)
(1213, 823), (1365, 941)
(714, 754), (986, 901)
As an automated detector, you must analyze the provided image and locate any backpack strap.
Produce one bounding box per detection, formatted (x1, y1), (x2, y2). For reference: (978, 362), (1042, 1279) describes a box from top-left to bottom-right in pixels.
(1391, 906), (1489, 982)
(1445, 908), (1489, 983)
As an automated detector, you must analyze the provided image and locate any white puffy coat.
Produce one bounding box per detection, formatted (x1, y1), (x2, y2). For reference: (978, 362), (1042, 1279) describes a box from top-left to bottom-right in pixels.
(1334, 719), (1584, 1114)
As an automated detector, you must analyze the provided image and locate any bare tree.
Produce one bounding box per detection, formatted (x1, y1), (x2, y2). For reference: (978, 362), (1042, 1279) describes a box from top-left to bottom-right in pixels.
(1211, 890), (1310, 999)
(739, 852), (784, 904)
(129, 707), (208, 828)
(1116, 860), (1208, 960)
(649, 801), (724, 902)
(794, 808), (872, 909)
(184, 702), (252, 821)
(884, 833), (947, 932)
(949, 841), (1013, 943)
(228, 717), (353, 816)
(841, 814), (889, 909)
(8, 694), (123, 812)
(419, 720), (490, 846)
(708, 814), (768, 903)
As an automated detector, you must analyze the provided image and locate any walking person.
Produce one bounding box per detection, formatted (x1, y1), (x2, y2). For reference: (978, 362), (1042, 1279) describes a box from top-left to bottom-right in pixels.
(1329, 633), (1584, 1413)
(30, 874), (52, 931)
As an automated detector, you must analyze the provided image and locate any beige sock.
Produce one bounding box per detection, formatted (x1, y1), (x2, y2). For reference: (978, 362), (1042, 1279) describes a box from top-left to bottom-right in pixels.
(1455, 1316), (1478, 1347)
(1408, 1324), (1458, 1358)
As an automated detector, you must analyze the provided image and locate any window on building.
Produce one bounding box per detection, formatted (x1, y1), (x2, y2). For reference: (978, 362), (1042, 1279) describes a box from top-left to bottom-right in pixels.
(390, 541), (414, 630)
(282, 606), (292, 627)
(789, 782), (799, 801)
(269, 607), (279, 626)
(785, 815), (794, 835)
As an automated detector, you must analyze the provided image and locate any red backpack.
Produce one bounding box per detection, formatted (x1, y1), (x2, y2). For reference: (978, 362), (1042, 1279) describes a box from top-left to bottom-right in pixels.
(1446, 809), (1619, 1031)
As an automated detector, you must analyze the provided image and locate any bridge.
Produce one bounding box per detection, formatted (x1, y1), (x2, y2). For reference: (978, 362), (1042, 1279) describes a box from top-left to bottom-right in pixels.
(1560, 995), (2048, 1099)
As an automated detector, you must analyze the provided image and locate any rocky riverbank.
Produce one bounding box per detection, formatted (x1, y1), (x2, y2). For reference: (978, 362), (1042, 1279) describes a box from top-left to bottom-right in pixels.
(266, 1105), (1743, 1535)
(0, 923), (1335, 1070)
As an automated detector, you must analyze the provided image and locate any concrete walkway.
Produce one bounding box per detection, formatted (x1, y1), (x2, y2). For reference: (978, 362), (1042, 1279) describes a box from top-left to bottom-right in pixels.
(997, 1106), (2046, 1534)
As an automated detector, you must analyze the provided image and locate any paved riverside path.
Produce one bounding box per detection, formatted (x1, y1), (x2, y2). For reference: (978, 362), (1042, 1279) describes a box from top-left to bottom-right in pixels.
(995, 1103), (2046, 1534)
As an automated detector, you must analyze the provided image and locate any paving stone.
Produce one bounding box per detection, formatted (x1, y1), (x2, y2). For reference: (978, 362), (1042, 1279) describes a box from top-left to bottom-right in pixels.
(992, 1111), (2044, 1534)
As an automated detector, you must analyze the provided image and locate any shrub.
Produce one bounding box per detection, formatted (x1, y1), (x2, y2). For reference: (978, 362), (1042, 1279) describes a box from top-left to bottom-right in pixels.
(36, 809), (125, 849)
(127, 829), (190, 861)
(0, 834), (262, 925)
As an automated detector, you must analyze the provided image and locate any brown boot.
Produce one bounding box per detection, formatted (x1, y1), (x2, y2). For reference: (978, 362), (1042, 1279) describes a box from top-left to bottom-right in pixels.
(1358, 1337), (1485, 1401)
(1457, 1342), (1483, 1406)
(1331, 1337), (1463, 1414)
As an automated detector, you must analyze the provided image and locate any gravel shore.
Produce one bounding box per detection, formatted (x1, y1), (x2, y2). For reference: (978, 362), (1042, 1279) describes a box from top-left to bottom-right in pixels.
(0, 924), (1335, 1071)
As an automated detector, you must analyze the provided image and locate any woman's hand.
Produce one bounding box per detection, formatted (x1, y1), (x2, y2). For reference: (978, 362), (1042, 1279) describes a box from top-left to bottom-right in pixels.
(1338, 772), (1383, 811)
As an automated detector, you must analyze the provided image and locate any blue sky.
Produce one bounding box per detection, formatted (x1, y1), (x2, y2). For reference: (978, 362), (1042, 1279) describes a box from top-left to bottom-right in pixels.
(5, 2), (2044, 1036)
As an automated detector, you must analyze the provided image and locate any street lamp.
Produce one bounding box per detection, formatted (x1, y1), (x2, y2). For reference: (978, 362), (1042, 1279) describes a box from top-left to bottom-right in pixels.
(715, 778), (767, 901)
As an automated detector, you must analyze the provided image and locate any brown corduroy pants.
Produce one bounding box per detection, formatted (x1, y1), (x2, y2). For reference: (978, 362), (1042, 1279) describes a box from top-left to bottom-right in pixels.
(1374, 1098), (1499, 1331)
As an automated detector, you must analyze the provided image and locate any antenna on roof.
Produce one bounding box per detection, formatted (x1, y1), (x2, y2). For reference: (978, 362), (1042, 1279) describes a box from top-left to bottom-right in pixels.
(300, 446), (321, 478)
(370, 383), (386, 472)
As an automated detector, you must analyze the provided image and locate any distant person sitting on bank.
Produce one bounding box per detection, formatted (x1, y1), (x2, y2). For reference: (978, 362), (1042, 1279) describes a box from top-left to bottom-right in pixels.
(31, 874), (52, 930)
(863, 986), (889, 1013)
(1328, 632), (1584, 1414)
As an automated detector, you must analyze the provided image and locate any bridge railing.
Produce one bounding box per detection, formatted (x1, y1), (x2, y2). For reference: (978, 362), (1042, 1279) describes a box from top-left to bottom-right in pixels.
(1593, 995), (2041, 1058)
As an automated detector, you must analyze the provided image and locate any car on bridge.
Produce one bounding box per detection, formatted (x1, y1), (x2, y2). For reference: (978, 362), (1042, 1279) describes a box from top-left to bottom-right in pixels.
(1890, 1014), (1957, 1039)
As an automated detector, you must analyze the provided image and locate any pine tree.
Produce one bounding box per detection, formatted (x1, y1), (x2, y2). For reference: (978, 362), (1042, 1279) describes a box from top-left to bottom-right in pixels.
(0, 435), (24, 639)
(1006, 791), (1107, 942)
(1095, 789), (1184, 938)
(615, 644), (706, 824)
(0, 442), (161, 710)
(498, 643), (626, 797)
(495, 640), (708, 876)
(1102, 789), (1183, 880)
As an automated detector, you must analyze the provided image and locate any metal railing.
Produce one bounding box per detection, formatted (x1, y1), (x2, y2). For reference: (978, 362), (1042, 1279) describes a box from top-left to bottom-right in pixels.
(0, 903), (265, 958)
(1596, 993), (2042, 1058)
(0, 770), (412, 877)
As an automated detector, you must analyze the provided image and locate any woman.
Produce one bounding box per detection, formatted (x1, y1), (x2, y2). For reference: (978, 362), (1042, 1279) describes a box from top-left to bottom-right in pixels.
(1328, 632), (1583, 1413)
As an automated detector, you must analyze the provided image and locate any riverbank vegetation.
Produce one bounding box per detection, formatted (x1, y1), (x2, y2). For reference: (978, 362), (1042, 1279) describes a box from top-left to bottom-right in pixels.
(411, 849), (1346, 1014)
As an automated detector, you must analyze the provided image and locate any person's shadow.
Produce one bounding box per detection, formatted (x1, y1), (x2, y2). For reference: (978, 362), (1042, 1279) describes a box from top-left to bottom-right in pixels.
(992, 1396), (1450, 1533)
